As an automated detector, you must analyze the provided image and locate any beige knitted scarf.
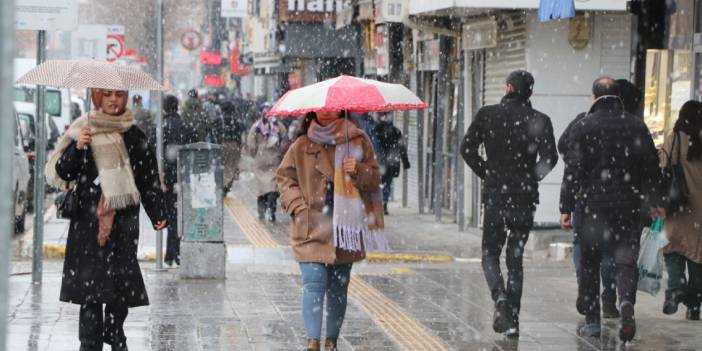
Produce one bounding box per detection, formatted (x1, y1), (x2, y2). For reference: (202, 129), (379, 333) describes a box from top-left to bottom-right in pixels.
(46, 109), (140, 210)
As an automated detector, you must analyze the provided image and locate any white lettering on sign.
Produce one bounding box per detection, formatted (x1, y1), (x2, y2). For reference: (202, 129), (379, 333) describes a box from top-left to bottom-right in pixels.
(288, 0), (343, 12)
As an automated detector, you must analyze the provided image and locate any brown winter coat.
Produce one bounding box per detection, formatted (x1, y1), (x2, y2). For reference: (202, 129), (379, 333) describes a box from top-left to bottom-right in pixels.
(276, 133), (380, 264)
(659, 131), (702, 263)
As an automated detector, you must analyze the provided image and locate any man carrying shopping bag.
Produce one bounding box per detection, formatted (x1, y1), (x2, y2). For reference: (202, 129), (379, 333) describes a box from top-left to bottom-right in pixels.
(638, 217), (668, 296)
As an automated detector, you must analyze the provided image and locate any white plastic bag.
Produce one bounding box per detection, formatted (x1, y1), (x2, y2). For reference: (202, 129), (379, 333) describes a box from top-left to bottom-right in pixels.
(637, 217), (668, 295)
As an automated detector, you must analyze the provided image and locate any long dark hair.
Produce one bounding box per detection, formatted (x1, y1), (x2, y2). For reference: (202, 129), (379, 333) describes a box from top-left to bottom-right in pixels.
(675, 100), (702, 162)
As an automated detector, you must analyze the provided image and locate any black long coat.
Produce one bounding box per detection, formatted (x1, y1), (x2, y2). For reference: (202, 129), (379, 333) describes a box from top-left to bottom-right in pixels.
(55, 126), (165, 307)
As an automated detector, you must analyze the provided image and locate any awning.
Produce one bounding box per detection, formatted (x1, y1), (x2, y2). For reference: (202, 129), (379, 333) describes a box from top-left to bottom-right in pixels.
(409, 0), (627, 15)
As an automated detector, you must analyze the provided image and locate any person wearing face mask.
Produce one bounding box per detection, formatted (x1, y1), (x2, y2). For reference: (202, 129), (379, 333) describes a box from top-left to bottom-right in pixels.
(461, 70), (558, 338)
(559, 78), (664, 341)
(45, 89), (167, 351)
(277, 110), (386, 351)
(246, 103), (288, 222)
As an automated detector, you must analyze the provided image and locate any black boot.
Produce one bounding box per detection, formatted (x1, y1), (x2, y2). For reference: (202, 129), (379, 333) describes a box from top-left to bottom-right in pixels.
(383, 203), (389, 215)
(602, 302), (620, 319)
(687, 308), (701, 321)
(493, 298), (510, 333)
(663, 289), (686, 315)
(619, 301), (636, 342)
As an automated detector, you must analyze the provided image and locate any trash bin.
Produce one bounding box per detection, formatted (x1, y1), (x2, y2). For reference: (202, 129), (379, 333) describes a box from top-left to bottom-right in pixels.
(178, 142), (226, 279)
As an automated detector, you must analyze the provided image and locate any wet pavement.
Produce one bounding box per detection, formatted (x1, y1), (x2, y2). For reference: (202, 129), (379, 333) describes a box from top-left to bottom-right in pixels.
(7, 168), (702, 350)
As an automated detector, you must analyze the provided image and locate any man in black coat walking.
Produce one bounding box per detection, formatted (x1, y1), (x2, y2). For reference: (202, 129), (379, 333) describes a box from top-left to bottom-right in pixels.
(559, 77), (664, 341)
(461, 70), (558, 337)
(372, 113), (410, 215)
(152, 95), (196, 266)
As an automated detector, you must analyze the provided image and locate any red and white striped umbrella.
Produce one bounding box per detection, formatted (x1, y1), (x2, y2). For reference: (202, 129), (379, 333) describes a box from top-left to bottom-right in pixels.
(16, 59), (164, 91)
(269, 75), (427, 117)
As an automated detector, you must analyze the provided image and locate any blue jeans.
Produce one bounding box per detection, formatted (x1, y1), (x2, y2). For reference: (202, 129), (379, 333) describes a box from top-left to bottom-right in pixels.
(299, 263), (352, 340)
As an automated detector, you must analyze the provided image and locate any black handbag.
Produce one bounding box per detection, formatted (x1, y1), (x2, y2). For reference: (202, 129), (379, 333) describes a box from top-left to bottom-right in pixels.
(55, 187), (76, 219)
(662, 132), (690, 214)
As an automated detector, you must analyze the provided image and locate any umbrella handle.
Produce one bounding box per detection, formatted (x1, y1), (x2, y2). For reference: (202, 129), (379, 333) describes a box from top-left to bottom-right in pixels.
(344, 110), (353, 195)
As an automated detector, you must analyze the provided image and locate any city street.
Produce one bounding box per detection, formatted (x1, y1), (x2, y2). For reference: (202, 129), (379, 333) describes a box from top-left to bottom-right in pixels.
(6, 172), (702, 351)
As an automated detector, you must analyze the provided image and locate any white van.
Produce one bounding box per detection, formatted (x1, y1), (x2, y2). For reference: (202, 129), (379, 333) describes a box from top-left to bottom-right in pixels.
(14, 58), (76, 133)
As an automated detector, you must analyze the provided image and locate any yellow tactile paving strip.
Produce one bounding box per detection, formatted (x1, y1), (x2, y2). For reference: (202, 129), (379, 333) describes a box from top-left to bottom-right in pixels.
(349, 278), (448, 351)
(224, 196), (282, 248)
(225, 194), (448, 351)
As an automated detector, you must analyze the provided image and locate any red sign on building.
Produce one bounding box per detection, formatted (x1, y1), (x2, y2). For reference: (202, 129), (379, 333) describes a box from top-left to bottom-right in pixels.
(200, 51), (222, 65)
(204, 75), (225, 87)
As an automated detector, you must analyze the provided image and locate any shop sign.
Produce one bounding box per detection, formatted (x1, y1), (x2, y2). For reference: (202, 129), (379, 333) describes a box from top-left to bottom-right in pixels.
(204, 75), (225, 87)
(568, 14), (591, 50)
(16, 0), (78, 31)
(375, 0), (409, 24)
(375, 24), (389, 76)
(288, 71), (302, 89)
(200, 51), (222, 65)
(462, 20), (497, 50)
(417, 39), (439, 71)
(221, 0), (247, 18)
(280, 0), (348, 22)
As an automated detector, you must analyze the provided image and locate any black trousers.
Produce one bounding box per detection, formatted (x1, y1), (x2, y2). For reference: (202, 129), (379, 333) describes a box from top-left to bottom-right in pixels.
(257, 192), (279, 217)
(164, 190), (180, 264)
(578, 208), (641, 321)
(79, 301), (128, 350)
(482, 205), (534, 322)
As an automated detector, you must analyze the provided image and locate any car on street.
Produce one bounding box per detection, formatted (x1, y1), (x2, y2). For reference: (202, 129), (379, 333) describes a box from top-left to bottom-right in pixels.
(14, 101), (60, 213)
(13, 107), (31, 235)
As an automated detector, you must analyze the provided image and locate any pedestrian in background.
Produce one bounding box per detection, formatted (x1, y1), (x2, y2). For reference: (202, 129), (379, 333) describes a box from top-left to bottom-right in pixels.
(461, 70), (558, 338)
(658, 100), (702, 321)
(247, 103), (288, 222)
(560, 77), (664, 341)
(220, 101), (247, 195)
(277, 110), (386, 351)
(558, 106), (619, 320)
(181, 89), (211, 143)
(45, 89), (167, 351)
(372, 112), (409, 215)
(152, 95), (196, 267)
(132, 94), (153, 133)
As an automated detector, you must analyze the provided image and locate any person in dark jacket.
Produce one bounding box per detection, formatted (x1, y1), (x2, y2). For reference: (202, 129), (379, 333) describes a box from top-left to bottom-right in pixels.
(151, 95), (196, 267)
(559, 77), (664, 341)
(461, 70), (558, 338)
(220, 101), (247, 195)
(558, 105), (618, 320)
(181, 89), (211, 142)
(372, 113), (410, 214)
(45, 89), (167, 351)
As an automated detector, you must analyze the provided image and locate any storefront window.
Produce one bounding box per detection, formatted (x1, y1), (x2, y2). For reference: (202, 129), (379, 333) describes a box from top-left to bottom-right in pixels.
(644, 49), (692, 145)
(644, 0), (695, 145)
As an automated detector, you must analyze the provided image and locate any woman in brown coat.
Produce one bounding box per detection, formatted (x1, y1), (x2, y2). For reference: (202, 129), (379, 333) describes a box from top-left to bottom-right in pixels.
(276, 111), (386, 351)
(659, 100), (702, 320)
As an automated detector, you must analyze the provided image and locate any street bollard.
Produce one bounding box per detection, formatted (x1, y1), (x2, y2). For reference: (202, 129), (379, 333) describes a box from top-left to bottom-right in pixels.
(177, 142), (226, 279)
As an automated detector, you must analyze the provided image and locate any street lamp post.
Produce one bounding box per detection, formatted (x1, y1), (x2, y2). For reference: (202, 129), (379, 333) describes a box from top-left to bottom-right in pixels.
(32, 30), (47, 284)
(155, 0), (164, 270)
(0, 1), (15, 349)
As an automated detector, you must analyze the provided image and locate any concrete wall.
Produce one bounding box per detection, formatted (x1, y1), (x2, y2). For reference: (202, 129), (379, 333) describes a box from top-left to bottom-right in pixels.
(525, 12), (632, 224)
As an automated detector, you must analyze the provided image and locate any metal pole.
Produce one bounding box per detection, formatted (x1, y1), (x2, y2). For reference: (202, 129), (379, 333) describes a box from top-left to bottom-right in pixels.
(155, 0), (164, 270)
(433, 35), (450, 221)
(416, 71), (425, 214)
(0, 0), (16, 349)
(32, 30), (47, 284)
(456, 50), (466, 231)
